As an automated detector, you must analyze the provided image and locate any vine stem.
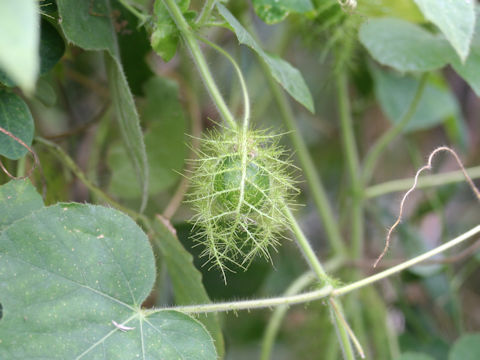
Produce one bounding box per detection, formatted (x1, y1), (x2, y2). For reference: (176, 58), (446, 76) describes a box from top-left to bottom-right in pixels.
(362, 73), (429, 185)
(197, 36), (250, 128)
(153, 224), (480, 314)
(284, 206), (358, 359)
(253, 29), (347, 257)
(365, 165), (480, 198)
(196, 0), (216, 26)
(162, 0), (237, 129)
(336, 70), (363, 258)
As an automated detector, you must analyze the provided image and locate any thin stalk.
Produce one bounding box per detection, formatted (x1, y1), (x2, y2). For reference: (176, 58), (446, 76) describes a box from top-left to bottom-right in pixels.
(260, 59), (347, 257)
(284, 206), (357, 360)
(336, 71), (363, 258)
(196, 0), (216, 26)
(154, 223), (480, 314)
(163, 0), (237, 129)
(117, 0), (148, 23)
(365, 165), (480, 198)
(362, 73), (428, 185)
(260, 272), (316, 360)
(16, 156), (26, 178)
(333, 224), (480, 296)
(243, 17), (347, 257)
(197, 36), (250, 127)
(284, 206), (328, 280)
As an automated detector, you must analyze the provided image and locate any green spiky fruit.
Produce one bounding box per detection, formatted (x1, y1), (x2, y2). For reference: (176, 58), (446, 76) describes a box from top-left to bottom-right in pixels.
(189, 127), (298, 280)
(213, 155), (270, 211)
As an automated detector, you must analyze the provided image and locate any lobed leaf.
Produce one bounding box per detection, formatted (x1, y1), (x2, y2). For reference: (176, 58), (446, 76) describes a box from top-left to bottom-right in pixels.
(217, 3), (314, 113)
(0, 179), (43, 231)
(0, 199), (216, 359)
(152, 216), (225, 358)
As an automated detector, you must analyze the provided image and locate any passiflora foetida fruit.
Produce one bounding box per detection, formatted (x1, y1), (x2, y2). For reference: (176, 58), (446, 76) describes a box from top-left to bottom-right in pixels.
(188, 127), (298, 279)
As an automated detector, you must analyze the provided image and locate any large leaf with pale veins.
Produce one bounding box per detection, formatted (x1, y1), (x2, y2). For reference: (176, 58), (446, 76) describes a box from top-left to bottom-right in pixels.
(217, 3), (314, 113)
(153, 216), (225, 358)
(0, 202), (216, 359)
(57, 0), (149, 211)
(0, 179), (43, 231)
(0, 90), (35, 160)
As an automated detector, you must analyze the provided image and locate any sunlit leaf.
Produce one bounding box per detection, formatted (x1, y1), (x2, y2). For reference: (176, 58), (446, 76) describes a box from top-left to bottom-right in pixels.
(0, 0), (40, 93)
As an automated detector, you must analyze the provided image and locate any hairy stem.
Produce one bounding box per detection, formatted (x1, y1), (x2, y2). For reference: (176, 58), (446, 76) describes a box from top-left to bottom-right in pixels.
(155, 224), (480, 314)
(163, 0), (237, 129)
(284, 206), (356, 359)
(260, 54), (347, 258)
(362, 73), (428, 185)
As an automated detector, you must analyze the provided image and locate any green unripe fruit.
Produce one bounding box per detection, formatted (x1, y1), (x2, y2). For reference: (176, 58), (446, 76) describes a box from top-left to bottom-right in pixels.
(214, 155), (270, 211)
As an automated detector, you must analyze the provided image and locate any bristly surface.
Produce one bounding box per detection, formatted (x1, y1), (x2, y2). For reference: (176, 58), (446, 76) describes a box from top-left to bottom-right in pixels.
(187, 127), (299, 281)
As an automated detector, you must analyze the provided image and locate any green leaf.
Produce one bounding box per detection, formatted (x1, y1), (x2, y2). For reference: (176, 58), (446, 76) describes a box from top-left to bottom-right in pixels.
(451, 18), (480, 96)
(58, 0), (150, 212)
(252, 0), (313, 24)
(108, 77), (186, 198)
(449, 334), (480, 360)
(56, 0), (116, 54)
(396, 353), (435, 360)
(0, 90), (35, 160)
(359, 18), (452, 72)
(105, 54), (149, 211)
(0, 203), (216, 359)
(153, 216), (225, 358)
(151, 0), (190, 62)
(413, 0), (475, 61)
(0, 0), (40, 93)
(39, 18), (65, 75)
(0, 179), (43, 231)
(217, 3), (314, 113)
(371, 67), (458, 132)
